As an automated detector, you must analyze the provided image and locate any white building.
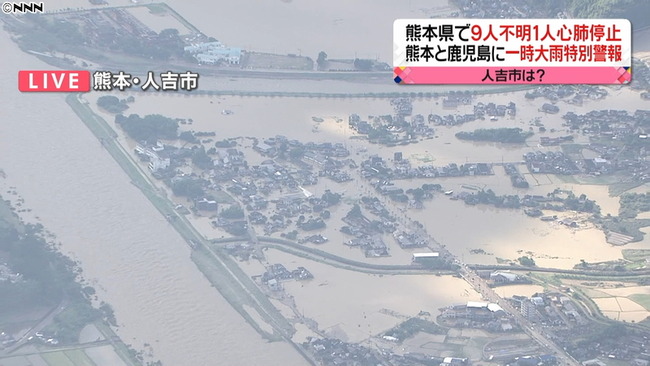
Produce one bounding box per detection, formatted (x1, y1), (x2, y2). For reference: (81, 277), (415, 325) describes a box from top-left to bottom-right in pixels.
(136, 144), (170, 172)
(185, 41), (242, 65)
(412, 252), (440, 262)
(184, 41), (224, 54)
(148, 155), (170, 172)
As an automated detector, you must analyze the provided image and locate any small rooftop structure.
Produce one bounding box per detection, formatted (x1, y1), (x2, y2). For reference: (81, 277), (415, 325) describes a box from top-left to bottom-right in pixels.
(412, 252), (440, 261)
(490, 271), (518, 283)
(185, 41), (242, 64)
(466, 301), (504, 312)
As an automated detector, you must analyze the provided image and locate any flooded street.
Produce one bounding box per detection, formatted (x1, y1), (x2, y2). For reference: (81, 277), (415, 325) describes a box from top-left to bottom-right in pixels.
(262, 249), (481, 343)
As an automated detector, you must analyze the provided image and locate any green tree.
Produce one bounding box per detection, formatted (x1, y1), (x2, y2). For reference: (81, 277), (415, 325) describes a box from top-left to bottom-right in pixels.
(171, 178), (205, 198)
(97, 95), (128, 113)
(179, 131), (198, 143)
(115, 113), (178, 143)
(316, 51), (328, 70)
(191, 146), (213, 170)
(518, 256), (536, 267)
(220, 205), (244, 219)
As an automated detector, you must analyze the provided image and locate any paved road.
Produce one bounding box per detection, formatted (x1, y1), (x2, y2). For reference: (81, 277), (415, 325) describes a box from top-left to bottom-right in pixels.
(0, 339), (112, 359)
(2, 298), (68, 355)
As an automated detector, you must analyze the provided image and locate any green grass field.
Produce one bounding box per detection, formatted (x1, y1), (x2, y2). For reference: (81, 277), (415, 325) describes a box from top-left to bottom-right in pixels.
(64, 350), (97, 366)
(629, 294), (650, 311)
(42, 352), (76, 366)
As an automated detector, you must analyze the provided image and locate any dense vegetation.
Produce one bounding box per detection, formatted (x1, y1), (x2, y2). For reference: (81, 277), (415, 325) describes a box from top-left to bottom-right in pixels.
(170, 177), (206, 198)
(97, 96), (129, 114)
(0, 202), (103, 343)
(619, 193), (650, 219)
(220, 205), (245, 219)
(566, 0), (650, 27)
(115, 113), (179, 143)
(463, 189), (600, 214)
(215, 139), (237, 148)
(456, 128), (533, 143)
(318, 191), (342, 208)
(112, 28), (185, 61)
(585, 193), (650, 243)
(518, 256), (537, 267)
(383, 318), (447, 342)
(596, 216), (650, 242)
(12, 17), (84, 53)
(191, 146), (214, 170)
(13, 15), (184, 61)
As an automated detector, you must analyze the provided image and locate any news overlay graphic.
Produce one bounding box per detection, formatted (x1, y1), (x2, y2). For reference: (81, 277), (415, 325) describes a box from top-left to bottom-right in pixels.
(2, 2), (44, 14)
(18, 70), (200, 92)
(92, 71), (199, 91)
(393, 19), (631, 85)
(18, 71), (91, 92)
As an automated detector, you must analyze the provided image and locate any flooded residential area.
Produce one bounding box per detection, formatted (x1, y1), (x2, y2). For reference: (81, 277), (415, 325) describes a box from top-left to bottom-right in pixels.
(1, 1), (650, 366)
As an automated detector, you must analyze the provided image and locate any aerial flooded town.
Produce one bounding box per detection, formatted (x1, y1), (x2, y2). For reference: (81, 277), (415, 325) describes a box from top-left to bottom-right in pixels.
(1, 0), (650, 366)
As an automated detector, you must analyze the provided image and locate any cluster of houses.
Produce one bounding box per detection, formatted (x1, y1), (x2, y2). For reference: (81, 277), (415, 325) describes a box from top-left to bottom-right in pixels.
(524, 107), (649, 182)
(348, 112), (435, 146)
(506, 293), (650, 363)
(503, 163), (529, 188)
(361, 196), (394, 220)
(394, 231), (428, 249)
(135, 144), (170, 174)
(361, 155), (493, 181)
(304, 337), (462, 366)
(509, 293), (585, 327)
(575, 335), (650, 366)
(539, 136), (574, 146)
(524, 151), (580, 175)
(476, 270), (531, 287)
(304, 338), (385, 366)
(563, 110), (643, 137)
(475, 102), (516, 118)
(391, 98), (413, 115)
(341, 205), (396, 257)
(428, 113), (477, 126)
(142, 134), (354, 238)
(525, 85), (608, 103)
(430, 99), (517, 126)
(514, 355), (558, 366)
(441, 91), (473, 109)
(255, 137), (349, 160)
(438, 301), (516, 332)
(557, 110), (649, 182)
(256, 263), (313, 291)
(254, 137), (353, 183)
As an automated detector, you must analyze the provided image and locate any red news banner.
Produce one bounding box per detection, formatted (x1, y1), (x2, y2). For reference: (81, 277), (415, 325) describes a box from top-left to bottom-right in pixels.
(18, 71), (91, 92)
(393, 19), (631, 85)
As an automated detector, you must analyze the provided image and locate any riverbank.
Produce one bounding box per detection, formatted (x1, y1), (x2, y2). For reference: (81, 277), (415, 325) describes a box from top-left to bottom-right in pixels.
(65, 93), (315, 365)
